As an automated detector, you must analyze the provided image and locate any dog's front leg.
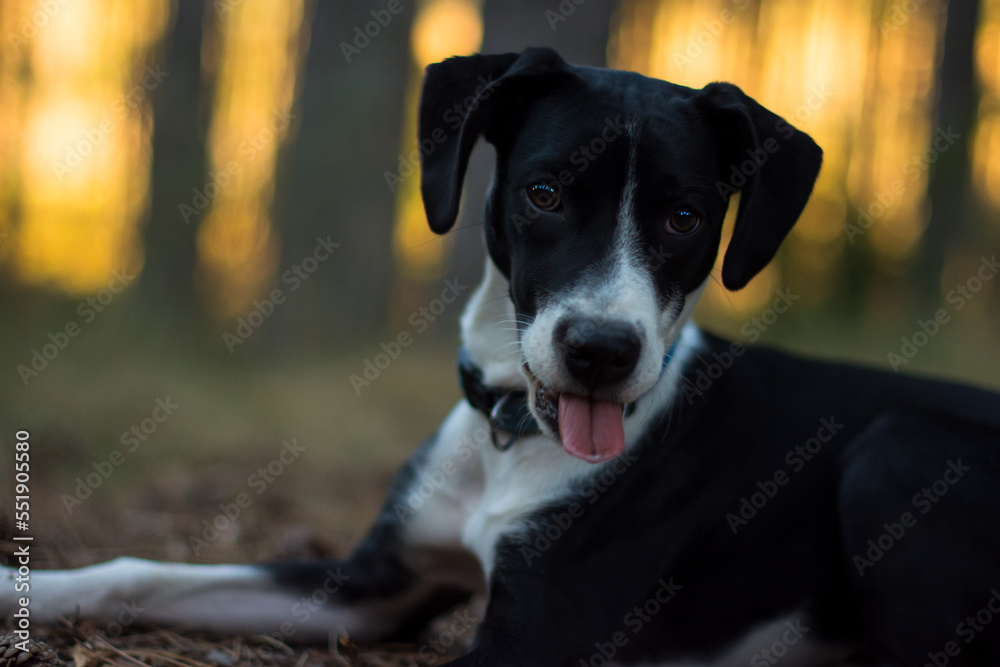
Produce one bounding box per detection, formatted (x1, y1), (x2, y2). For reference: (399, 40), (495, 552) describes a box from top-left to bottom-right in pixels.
(446, 497), (689, 667)
(440, 567), (594, 667)
(1, 402), (488, 643)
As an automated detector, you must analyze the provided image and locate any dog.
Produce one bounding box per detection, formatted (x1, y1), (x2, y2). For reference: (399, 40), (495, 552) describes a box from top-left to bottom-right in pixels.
(5, 47), (1000, 666)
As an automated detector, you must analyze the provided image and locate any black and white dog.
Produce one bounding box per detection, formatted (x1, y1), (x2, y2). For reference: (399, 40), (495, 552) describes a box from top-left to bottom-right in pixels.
(5, 48), (1000, 666)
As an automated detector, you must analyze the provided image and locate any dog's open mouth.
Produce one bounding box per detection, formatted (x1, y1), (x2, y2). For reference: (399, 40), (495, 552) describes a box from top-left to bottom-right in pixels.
(522, 364), (626, 464)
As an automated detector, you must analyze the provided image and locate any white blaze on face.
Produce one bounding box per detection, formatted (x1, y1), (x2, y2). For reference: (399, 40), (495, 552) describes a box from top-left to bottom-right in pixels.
(518, 117), (687, 460)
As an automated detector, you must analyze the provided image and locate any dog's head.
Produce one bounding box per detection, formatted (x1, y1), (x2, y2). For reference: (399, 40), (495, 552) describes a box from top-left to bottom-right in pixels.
(419, 48), (822, 462)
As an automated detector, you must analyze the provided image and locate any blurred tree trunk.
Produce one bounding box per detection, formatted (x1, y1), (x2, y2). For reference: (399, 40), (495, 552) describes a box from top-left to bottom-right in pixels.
(917, 0), (982, 302)
(138, 0), (210, 330)
(270, 2), (413, 349)
(448, 0), (619, 291)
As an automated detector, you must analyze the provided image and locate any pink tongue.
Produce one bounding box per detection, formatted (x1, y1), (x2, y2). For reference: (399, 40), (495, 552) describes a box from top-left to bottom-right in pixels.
(558, 394), (625, 463)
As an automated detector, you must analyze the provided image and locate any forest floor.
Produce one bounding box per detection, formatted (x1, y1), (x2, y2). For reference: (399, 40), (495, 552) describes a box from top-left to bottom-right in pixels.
(2, 312), (998, 666)
(1, 346), (475, 666)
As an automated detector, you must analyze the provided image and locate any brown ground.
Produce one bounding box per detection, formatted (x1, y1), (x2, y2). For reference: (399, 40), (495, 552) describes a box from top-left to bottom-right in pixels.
(0, 456), (480, 666)
(3, 317), (998, 666)
(0, 348), (477, 666)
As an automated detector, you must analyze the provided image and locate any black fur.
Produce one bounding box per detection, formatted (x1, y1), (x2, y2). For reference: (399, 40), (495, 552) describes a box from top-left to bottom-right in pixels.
(267, 49), (1000, 666)
(418, 48), (822, 297)
(268, 334), (1000, 664)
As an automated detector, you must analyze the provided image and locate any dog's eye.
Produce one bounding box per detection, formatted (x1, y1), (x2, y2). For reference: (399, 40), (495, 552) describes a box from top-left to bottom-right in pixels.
(667, 209), (700, 234)
(527, 183), (562, 212)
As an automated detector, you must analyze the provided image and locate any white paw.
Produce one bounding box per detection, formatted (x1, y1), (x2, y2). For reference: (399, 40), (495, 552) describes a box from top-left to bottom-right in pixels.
(2, 557), (151, 625)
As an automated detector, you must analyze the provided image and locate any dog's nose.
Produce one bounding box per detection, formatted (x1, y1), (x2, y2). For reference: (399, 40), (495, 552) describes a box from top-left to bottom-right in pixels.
(554, 319), (641, 390)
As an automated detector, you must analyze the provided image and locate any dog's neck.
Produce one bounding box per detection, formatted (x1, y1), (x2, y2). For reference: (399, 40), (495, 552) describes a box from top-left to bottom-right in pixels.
(459, 258), (524, 389)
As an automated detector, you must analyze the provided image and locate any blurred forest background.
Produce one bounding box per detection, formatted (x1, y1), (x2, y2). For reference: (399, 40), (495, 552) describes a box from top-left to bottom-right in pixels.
(0, 0), (998, 568)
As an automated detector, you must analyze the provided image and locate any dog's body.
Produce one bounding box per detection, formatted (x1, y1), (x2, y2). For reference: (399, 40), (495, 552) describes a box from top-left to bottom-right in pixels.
(5, 49), (1000, 666)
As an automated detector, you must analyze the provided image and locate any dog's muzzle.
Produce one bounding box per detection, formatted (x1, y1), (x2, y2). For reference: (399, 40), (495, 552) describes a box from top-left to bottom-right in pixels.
(521, 319), (640, 463)
(521, 363), (630, 464)
(458, 337), (676, 464)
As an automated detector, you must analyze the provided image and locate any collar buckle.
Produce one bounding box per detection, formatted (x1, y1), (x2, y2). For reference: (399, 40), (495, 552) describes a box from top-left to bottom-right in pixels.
(489, 393), (521, 451)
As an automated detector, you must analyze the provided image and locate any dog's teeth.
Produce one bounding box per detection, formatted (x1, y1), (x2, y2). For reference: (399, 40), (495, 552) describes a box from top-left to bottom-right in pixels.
(523, 369), (560, 432)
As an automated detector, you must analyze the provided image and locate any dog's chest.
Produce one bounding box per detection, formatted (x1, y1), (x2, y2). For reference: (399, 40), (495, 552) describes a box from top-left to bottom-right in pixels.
(402, 400), (602, 578)
(408, 337), (699, 579)
(461, 432), (598, 576)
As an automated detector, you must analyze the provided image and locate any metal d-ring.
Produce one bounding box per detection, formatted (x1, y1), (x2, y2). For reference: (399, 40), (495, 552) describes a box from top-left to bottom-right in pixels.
(489, 395), (519, 451)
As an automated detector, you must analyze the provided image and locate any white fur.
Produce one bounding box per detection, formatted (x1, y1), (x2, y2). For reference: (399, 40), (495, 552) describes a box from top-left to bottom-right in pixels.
(0, 253), (701, 642)
(0, 84), (850, 666)
(462, 324), (701, 578)
(1, 204), (711, 650)
(448, 244), (705, 577)
(520, 117), (685, 413)
(403, 323), (704, 581)
(459, 259), (522, 389)
(1, 557), (368, 642)
(401, 115), (709, 585)
(402, 401), (488, 549)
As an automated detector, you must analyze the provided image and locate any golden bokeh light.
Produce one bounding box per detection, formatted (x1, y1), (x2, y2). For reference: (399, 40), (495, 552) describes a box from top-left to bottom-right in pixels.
(0, 0), (169, 293)
(393, 0), (483, 280)
(612, 0), (945, 322)
(974, 0), (1000, 209)
(1, 0), (995, 326)
(411, 0), (484, 68)
(195, 0), (308, 319)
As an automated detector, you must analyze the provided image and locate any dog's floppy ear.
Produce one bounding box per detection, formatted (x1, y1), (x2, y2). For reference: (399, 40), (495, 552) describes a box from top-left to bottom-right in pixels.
(419, 48), (567, 234)
(697, 83), (823, 291)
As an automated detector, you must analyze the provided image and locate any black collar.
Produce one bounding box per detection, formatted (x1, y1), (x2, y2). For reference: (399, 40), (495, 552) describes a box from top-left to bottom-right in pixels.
(458, 347), (541, 450)
(457, 343), (679, 451)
